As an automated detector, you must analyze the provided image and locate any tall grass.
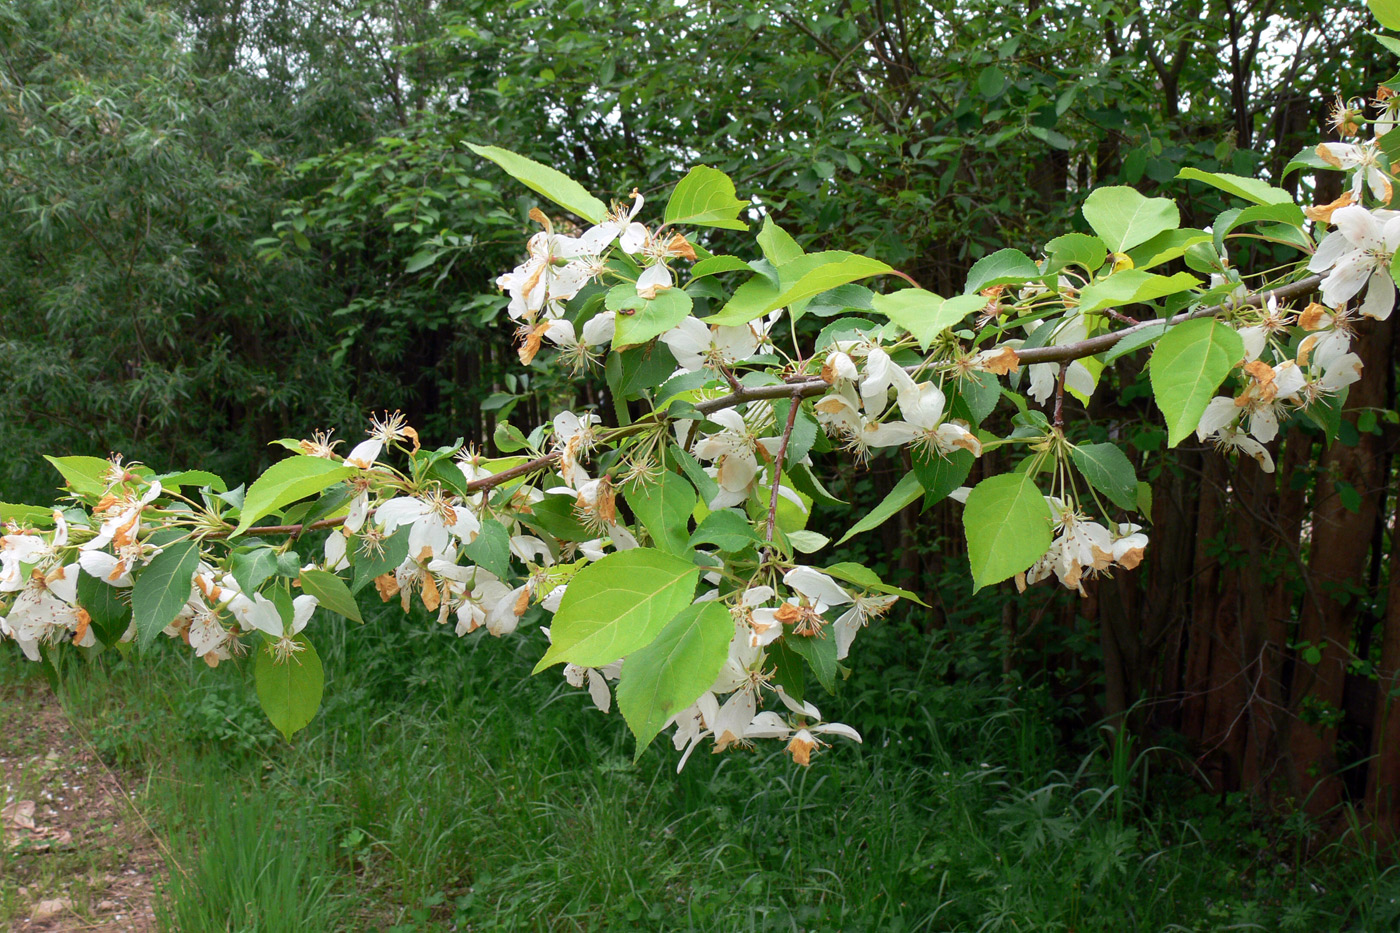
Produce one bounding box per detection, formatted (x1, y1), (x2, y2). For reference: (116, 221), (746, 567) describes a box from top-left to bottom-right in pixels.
(8, 606), (1394, 931)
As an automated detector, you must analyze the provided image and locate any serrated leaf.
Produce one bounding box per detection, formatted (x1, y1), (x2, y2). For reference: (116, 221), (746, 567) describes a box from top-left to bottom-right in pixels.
(688, 510), (762, 552)
(233, 457), (356, 537)
(533, 549), (700, 671)
(1218, 202), (1307, 237)
(132, 541), (199, 649)
(625, 471), (697, 556)
(467, 143), (606, 223)
(608, 285), (693, 348)
(1101, 322), (1168, 364)
(1148, 318), (1245, 447)
(255, 635), (324, 740)
(43, 455), (114, 497)
(1372, 0), (1400, 29)
(1125, 230), (1212, 271)
(785, 630), (839, 694)
(913, 448), (974, 509)
(757, 217), (804, 265)
(1043, 233), (1107, 276)
(870, 290), (982, 351)
(963, 473), (1054, 592)
(1082, 186), (1180, 253)
(230, 547), (280, 595)
(836, 472), (923, 544)
(617, 601), (732, 759)
(664, 165), (749, 230)
(1176, 167), (1295, 206)
(963, 248), (1041, 294)
(75, 571), (131, 646)
(298, 569), (363, 623)
(462, 519), (513, 579)
(689, 255), (753, 279)
(1070, 443), (1140, 511)
(153, 470), (228, 493)
(1282, 146), (1335, 177)
(820, 561), (924, 605)
(351, 527), (410, 595)
(0, 503), (55, 526)
(709, 251), (891, 325)
(1077, 271), (1199, 315)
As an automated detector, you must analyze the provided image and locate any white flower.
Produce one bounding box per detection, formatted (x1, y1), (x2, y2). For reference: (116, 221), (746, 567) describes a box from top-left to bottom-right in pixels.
(375, 492), (481, 563)
(832, 592), (898, 661)
(692, 409), (776, 509)
(1307, 205), (1400, 320)
(1026, 317), (1095, 405)
(553, 410), (602, 488)
(1316, 141), (1393, 203)
(660, 316), (765, 374)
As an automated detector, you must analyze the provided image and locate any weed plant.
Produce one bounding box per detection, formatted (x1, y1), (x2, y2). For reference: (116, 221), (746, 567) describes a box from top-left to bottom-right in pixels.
(4, 602), (1398, 931)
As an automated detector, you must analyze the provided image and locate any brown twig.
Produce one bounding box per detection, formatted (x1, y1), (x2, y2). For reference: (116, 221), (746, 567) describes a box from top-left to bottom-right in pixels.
(764, 393), (804, 550)
(1053, 363), (1069, 429)
(694, 275), (1324, 413)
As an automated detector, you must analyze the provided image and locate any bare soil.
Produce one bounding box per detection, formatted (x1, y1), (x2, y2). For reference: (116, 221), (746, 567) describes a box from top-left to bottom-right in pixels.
(1, 677), (163, 932)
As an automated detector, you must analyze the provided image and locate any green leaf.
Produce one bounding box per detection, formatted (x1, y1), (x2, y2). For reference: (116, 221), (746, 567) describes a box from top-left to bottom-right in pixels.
(978, 65), (1006, 98)
(606, 343), (679, 400)
(0, 503), (55, 526)
(467, 143), (606, 224)
(75, 571), (132, 647)
(1176, 167), (1295, 206)
(534, 549), (700, 671)
(617, 601), (732, 759)
(1218, 202), (1307, 237)
(298, 569), (363, 624)
(1081, 186), (1180, 253)
(962, 473), (1054, 592)
(709, 252), (892, 325)
(462, 519), (513, 580)
(820, 561), (925, 605)
(1125, 230), (1212, 271)
(608, 285), (693, 348)
(1101, 322), (1168, 364)
(689, 255), (753, 279)
(1070, 443), (1140, 511)
(153, 470), (228, 493)
(785, 630), (839, 694)
(625, 471), (697, 556)
(1043, 233), (1107, 276)
(132, 541), (200, 650)
(768, 640), (806, 702)
(255, 635), (324, 741)
(351, 527), (410, 595)
(757, 217), (804, 266)
(230, 546), (280, 594)
(1148, 318), (1245, 447)
(836, 472), (923, 544)
(870, 290), (981, 351)
(664, 165), (749, 231)
(963, 248), (1041, 294)
(913, 448), (974, 509)
(688, 510), (762, 552)
(1282, 146), (1335, 177)
(43, 455), (113, 497)
(233, 457), (356, 537)
(1372, 0), (1400, 30)
(1077, 271), (1199, 315)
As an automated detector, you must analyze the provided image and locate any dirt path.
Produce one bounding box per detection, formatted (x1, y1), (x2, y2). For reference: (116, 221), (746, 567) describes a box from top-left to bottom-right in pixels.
(1, 676), (164, 932)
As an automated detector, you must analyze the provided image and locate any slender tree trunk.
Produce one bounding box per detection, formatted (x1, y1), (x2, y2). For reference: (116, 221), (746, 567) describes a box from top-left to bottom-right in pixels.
(1286, 315), (1394, 818)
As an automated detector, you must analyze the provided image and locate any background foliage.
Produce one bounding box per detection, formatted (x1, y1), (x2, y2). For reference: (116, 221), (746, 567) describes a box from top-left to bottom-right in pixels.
(4, 0), (1400, 924)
